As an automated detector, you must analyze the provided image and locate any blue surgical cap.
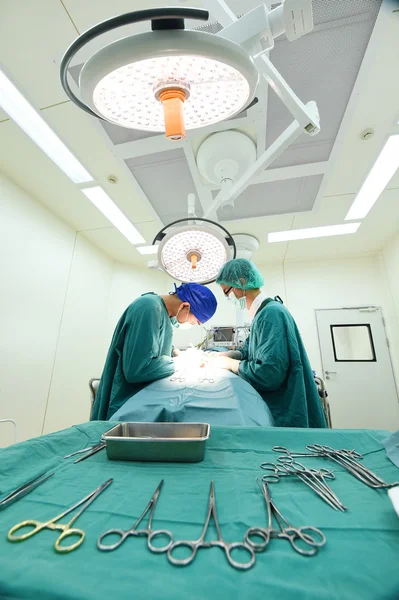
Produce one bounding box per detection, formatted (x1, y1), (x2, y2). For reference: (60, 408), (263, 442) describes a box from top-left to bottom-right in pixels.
(174, 283), (217, 324)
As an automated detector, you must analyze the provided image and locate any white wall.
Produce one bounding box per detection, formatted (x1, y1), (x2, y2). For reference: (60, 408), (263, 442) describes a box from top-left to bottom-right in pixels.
(382, 233), (399, 323)
(277, 255), (399, 381)
(42, 234), (113, 434)
(0, 175), (113, 446)
(107, 264), (168, 341)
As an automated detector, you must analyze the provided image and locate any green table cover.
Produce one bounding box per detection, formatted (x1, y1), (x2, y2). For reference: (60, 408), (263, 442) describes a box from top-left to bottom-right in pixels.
(0, 422), (398, 600)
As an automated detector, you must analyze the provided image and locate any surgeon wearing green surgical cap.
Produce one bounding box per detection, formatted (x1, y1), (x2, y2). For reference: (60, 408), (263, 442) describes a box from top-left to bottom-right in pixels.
(215, 258), (327, 428)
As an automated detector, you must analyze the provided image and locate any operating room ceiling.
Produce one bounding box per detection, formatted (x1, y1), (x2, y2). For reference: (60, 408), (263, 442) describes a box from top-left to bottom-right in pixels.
(0, 0), (398, 267)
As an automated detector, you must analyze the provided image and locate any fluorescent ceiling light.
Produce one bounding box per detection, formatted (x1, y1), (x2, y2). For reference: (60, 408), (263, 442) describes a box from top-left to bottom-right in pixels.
(82, 187), (144, 245)
(345, 135), (399, 220)
(136, 245), (158, 255)
(268, 223), (361, 243)
(0, 69), (92, 184)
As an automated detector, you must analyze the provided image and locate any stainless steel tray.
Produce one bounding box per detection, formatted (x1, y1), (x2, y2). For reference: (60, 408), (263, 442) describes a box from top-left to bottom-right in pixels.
(102, 422), (211, 463)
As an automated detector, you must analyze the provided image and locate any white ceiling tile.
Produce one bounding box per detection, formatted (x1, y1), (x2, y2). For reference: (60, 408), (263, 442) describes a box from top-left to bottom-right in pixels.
(42, 102), (162, 225)
(0, 0), (78, 119)
(0, 119), (109, 231)
(81, 228), (147, 266)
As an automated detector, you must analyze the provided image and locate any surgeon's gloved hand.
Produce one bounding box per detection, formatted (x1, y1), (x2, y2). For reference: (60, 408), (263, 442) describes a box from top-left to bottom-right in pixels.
(207, 350), (243, 360)
(213, 355), (240, 374)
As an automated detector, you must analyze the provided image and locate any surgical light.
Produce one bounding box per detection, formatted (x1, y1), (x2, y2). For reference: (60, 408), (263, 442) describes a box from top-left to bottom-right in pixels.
(60, 7), (258, 141)
(345, 135), (399, 221)
(153, 218), (236, 284)
(268, 223), (361, 243)
(82, 186), (145, 245)
(0, 69), (92, 184)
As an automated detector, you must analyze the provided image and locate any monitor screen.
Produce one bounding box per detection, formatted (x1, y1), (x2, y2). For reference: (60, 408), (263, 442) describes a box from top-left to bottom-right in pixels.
(213, 327), (235, 343)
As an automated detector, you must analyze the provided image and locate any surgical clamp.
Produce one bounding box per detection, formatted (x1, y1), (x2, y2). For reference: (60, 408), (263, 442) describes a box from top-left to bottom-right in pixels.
(8, 479), (113, 553)
(245, 479), (326, 556)
(168, 481), (256, 570)
(261, 459), (346, 512)
(98, 480), (173, 554)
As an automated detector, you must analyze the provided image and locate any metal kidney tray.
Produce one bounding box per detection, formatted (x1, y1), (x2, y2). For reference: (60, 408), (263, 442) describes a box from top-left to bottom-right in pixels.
(102, 422), (211, 463)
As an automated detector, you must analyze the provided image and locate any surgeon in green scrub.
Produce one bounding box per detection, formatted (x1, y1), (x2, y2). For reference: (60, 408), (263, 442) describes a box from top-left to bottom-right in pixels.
(91, 283), (217, 420)
(214, 259), (327, 428)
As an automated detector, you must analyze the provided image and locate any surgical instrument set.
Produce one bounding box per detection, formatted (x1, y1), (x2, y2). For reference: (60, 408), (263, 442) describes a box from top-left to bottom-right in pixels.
(261, 458), (347, 511)
(273, 445), (399, 490)
(245, 479), (326, 556)
(8, 479), (113, 553)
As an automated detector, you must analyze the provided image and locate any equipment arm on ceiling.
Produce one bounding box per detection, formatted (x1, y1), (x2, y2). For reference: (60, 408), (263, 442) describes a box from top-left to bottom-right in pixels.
(255, 54), (320, 134)
(204, 107), (313, 218)
(203, 0), (319, 134)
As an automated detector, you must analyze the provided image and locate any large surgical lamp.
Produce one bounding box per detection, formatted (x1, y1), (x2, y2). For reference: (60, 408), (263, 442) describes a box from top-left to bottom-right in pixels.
(60, 7), (259, 140)
(152, 217), (236, 284)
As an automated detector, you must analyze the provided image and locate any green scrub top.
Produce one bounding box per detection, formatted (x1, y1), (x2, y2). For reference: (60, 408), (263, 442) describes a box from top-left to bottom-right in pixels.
(238, 299), (327, 428)
(91, 293), (175, 420)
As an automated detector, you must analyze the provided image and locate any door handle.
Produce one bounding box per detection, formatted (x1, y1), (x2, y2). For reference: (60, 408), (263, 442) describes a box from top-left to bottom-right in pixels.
(325, 370), (337, 380)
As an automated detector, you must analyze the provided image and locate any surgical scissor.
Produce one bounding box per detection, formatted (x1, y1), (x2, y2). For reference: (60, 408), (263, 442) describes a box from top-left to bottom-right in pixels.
(170, 371), (185, 383)
(198, 369), (215, 384)
(272, 445), (361, 460)
(8, 479), (112, 553)
(245, 479), (326, 557)
(168, 481), (256, 570)
(306, 444), (399, 488)
(98, 480), (173, 553)
(0, 471), (55, 511)
(274, 445), (399, 489)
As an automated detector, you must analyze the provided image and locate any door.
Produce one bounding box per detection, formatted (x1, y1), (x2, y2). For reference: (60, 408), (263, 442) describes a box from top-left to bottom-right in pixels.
(316, 307), (399, 430)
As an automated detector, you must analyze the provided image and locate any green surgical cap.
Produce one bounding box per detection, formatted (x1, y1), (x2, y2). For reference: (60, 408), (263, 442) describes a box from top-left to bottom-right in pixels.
(216, 258), (264, 290)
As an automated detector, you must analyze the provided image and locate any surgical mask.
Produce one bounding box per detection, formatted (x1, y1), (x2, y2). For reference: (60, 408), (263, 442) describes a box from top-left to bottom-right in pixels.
(179, 321), (192, 330)
(172, 305), (193, 329)
(229, 291), (246, 310)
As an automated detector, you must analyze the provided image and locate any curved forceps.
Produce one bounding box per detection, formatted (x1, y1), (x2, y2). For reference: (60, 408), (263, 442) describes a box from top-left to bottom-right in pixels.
(273, 445), (360, 460)
(8, 479), (113, 553)
(277, 457), (345, 511)
(198, 374), (215, 384)
(198, 361), (215, 384)
(260, 461), (288, 483)
(277, 456), (335, 480)
(306, 444), (399, 489)
(245, 479), (326, 557)
(98, 480), (173, 553)
(168, 481), (255, 570)
(306, 444), (362, 460)
(170, 373), (185, 383)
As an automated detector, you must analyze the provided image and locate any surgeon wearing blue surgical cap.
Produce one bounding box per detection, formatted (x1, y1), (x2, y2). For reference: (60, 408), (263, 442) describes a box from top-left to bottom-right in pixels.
(91, 282), (217, 420)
